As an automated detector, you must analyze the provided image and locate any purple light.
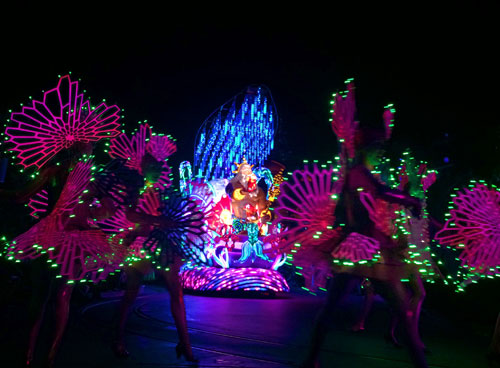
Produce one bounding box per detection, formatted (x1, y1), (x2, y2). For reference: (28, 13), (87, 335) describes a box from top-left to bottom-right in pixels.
(180, 266), (289, 292)
(5, 75), (121, 169)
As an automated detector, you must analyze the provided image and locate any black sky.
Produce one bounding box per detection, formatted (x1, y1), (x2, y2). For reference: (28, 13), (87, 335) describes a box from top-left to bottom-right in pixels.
(1, 5), (498, 218)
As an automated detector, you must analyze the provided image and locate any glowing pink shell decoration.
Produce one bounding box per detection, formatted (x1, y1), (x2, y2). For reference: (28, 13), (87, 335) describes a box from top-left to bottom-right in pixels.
(97, 187), (160, 234)
(331, 232), (380, 263)
(5, 75), (121, 169)
(435, 182), (500, 274)
(272, 164), (343, 253)
(331, 82), (358, 159)
(138, 187), (161, 216)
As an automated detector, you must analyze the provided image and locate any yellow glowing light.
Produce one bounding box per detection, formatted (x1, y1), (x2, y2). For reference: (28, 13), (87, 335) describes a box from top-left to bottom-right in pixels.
(233, 188), (246, 201)
(219, 209), (233, 225)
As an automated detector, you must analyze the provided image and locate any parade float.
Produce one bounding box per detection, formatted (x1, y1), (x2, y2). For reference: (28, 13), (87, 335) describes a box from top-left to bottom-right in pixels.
(177, 85), (290, 293)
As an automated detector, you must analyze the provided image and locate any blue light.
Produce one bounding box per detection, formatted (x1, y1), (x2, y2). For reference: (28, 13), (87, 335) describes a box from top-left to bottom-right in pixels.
(194, 86), (278, 180)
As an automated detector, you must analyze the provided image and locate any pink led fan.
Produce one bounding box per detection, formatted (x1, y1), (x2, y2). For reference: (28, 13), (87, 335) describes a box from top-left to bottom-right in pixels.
(108, 123), (175, 189)
(5, 75), (121, 169)
(435, 182), (500, 274)
(272, 164), (343, 253)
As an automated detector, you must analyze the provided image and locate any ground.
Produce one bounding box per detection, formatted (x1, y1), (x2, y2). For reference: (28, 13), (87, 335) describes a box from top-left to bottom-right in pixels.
(1, 275), (496, 368)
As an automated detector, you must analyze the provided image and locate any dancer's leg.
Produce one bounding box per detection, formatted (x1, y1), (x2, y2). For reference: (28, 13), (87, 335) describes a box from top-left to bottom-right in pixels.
(386, 307), (402, 348)
(25, 258), (54, 366)
(160, 256), (196, 361)
(46, 282), (74, 367)
(407, 274), (427, 349)
(352, 279), (375, 331)
(377, 279), (428, 368)
(301, 273), (361, 367)
(113, 260), (149, 356)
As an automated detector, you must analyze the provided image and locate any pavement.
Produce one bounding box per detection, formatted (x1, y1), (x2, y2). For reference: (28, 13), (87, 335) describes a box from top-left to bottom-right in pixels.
(1, 277), (496, 368)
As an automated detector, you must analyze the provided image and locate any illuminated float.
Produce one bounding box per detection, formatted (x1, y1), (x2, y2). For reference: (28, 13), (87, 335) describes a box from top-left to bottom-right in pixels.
(178, 85), (290, 293)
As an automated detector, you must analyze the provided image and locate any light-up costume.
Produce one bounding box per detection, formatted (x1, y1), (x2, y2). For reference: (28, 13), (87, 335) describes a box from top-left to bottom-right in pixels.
(1, 74), (122, 367)
(4, 75), (122, 281)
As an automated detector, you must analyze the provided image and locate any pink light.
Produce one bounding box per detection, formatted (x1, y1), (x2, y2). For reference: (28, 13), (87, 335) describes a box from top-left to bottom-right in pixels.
(5, 75), (121, 169)
(28, 189), (49, 219)
(147, 134), (177, 162)
(331, 232), (380, 263)
(331, 83), (358, 159)
(272, 164), (342, 253)
(6, 159), (120, 281)
(180, 266), (289, 292)
(108, 123), (174, 189)
(383, 107), (395, 140)
(359, 191), (401, 237)
(422, 171), (437, 192)
(435, 183), (500, 274)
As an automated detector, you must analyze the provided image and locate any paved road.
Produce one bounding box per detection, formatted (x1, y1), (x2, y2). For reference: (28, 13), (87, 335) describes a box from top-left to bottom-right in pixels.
(0, 284), (495, 367)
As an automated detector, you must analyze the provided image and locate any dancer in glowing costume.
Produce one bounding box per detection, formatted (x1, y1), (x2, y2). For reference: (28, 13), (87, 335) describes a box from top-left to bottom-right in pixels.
(300, 82), (428, 368)
(99, 124), (200, 362)
(1, 75), (121, 367)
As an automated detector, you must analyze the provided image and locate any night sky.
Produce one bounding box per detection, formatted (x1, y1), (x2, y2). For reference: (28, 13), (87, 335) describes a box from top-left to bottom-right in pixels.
(1, 6), (498, 219)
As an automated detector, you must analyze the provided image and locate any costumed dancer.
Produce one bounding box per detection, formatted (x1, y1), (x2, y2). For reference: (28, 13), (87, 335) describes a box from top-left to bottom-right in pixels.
(300, 82), (427, 367)
(96, 123), (203, 362)
(1, 75), (122, 367)
(352, 153), (441, 351)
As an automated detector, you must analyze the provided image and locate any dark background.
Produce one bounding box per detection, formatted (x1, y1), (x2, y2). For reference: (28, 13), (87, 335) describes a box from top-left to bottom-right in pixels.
(0, 5), (498, 220)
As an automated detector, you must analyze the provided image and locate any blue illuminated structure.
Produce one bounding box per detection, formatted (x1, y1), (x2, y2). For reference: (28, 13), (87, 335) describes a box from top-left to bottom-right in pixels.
(194, 85), (277, 181)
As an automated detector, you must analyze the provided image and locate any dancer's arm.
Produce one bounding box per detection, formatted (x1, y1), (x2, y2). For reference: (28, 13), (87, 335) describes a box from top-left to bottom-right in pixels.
(351, 166), (422, 215)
